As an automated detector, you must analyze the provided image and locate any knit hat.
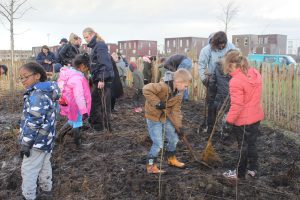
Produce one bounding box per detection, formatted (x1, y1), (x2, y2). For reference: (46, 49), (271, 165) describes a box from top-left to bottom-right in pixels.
(129, 62), (137, 72)
(59, 38), (68, 44)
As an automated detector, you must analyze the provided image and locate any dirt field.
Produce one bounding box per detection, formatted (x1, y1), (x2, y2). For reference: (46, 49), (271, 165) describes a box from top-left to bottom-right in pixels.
(0, 88), (299, 200)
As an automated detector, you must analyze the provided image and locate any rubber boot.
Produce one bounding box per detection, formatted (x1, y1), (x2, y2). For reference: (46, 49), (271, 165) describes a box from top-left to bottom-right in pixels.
(146, 158), (165, 174)
(36, 190), (53, 200)
(72, 128), (82, 147)
(166, 151), (185, 168)
(56, 122), (72, 143)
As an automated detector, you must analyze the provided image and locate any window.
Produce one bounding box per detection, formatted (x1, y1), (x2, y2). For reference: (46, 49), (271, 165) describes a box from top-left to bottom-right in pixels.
(173, 40), (176, 47)
(119, 43), (122, 49)
(149, 42), (151, 48)
(167, 40), (170, 48)
(132, 50), (136, 54)
(236, 38), (240, 44)
(134, 42), (136, 49)
(258, 38), (263, 45)
(244, 38), (248, 46)
(264, 37), (268, 44)
(129, 43), (131, 49)
(149, 50), (151, 55)
(186, 39), (189, 47)
(124, 43), (127, 49)
(180, 39), (183, 47)
(167, 48), (171, 53)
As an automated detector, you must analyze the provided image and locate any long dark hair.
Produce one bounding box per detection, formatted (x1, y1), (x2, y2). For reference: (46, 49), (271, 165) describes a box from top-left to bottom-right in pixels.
(211, 31), (228, 50)
(21, 62), (47, 82)
(0, 65), (8, 75)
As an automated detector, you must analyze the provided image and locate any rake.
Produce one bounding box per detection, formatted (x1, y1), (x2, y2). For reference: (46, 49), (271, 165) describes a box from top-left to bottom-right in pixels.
(201, 95), (230, 164)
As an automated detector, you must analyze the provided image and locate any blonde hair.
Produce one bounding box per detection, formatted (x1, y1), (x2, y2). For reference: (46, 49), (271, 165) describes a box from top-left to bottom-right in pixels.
(69, 33), (79, 45)
(173, 68), (192, 83)
(82, 27), (105, 42)
(222, 50), (249, 75)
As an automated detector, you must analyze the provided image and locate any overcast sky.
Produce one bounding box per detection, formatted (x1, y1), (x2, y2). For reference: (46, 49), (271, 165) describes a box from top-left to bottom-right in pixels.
(0, 0), (300, 50)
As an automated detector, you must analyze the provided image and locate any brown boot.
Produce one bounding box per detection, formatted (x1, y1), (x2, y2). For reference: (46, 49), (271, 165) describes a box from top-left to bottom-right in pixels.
(167, 155), (185, 168)
(146, 158), (165, 174)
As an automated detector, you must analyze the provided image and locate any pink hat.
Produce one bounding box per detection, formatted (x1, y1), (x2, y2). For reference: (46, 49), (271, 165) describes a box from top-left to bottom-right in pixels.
(142, 56), (151, 63)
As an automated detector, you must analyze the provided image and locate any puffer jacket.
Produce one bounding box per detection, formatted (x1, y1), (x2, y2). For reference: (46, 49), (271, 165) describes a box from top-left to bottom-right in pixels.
(36, 52), (56, 72)
(58, 67), (91, 121)
(87, 36), (114, 83)
(226, 67), (264, 126)
(143, 82), (183, 129)
(19, 81), (60, 153)
(58, 43), (80, 65)
(209, 62), (231, 109)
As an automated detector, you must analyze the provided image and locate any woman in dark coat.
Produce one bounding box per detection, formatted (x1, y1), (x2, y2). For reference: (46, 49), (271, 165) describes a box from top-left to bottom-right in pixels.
(110, 56), (124, 112)
(58, 33), (80, 66)
(36, 45), (56, 72)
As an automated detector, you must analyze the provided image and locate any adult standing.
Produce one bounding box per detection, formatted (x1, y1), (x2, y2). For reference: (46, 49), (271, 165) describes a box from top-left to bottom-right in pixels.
(142, 56), (153, 85)
(198, 31), (236, 134)
(58, 33), (80, 66)
(36, 45), (56, 72)
(163, 54), (193, 101)
(83, 27), (114, 132)
(0, 64), (8, 76)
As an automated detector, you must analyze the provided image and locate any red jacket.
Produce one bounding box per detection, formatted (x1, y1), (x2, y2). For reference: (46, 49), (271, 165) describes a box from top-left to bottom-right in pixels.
(226, 67), (264, 126)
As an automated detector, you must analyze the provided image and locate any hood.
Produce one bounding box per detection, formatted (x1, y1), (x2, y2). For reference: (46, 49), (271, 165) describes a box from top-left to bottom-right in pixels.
(87, 35), (97, 48)
(231, 68), (262, 85)
(29, 81), (60, 101)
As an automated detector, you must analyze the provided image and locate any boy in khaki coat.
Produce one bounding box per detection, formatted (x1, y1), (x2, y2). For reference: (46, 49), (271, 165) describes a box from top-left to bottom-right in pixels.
(143, 68), (192, 174)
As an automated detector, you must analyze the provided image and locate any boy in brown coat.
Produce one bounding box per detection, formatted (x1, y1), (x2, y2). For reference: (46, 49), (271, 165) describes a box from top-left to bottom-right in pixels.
(143, 68), (192, 174)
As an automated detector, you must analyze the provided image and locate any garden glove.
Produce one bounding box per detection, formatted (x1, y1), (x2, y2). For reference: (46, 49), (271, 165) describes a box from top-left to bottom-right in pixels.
(155, 101), (166, 110)
(20, 145), (30, 159)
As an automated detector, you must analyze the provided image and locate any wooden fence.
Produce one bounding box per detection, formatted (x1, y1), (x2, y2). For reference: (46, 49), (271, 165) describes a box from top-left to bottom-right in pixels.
(0, 60), (299, 132)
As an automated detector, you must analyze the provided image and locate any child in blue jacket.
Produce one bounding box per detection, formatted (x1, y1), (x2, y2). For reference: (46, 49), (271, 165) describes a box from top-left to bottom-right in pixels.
(19, 62), (59, 200)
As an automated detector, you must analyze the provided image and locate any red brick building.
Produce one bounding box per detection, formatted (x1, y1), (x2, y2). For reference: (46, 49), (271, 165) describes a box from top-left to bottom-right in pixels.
(107, 43), (118, 54)
(118, 40), (157, 59)
(164, 37), (208, 59)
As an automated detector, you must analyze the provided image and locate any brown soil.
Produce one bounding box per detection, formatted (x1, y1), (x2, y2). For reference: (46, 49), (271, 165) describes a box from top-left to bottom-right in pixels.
(0, 88), (299, 200)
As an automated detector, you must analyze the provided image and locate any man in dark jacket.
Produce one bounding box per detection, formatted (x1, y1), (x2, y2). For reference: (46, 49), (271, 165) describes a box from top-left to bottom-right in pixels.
(83, 27), (115, 132)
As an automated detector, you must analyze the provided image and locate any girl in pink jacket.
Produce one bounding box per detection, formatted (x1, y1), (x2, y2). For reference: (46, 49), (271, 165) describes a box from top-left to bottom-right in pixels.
(222, 50), (264, 180)
(57, 53), (92, 146)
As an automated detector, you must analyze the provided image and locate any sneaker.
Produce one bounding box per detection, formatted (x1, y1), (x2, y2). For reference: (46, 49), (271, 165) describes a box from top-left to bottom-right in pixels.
(137, 107), (143, 112)
(247, 170), (257, 178)
(223, 169), (237, 180)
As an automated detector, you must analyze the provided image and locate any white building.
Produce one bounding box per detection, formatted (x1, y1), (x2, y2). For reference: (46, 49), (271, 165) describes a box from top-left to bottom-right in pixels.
(287, 39), (300, 55)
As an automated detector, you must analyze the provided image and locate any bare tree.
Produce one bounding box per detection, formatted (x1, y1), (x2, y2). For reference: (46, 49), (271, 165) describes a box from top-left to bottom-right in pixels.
(218, 0), (239, 34)
(0, 0), (32, 105)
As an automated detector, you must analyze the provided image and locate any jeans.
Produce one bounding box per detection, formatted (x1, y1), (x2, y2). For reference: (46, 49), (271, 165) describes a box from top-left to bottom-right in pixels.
(183, 88), (189, 101)
(178, 58), (192, 71)
(146, 119), (179, 158)
(232, 121), (260, 178)
(21, 149), (52, 200)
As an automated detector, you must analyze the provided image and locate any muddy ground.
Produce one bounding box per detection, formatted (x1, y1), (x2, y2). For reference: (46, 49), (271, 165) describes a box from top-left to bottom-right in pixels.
(0, 88), (299, 200)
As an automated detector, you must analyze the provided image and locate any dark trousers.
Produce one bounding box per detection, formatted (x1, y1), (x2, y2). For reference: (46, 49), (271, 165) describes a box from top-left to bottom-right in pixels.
(89, 83), (112, 131)
(232, 121), (260, 178)
(111, 97), (116, 110)
(207, 86), (217, 134)
(133, 89), (143, 107)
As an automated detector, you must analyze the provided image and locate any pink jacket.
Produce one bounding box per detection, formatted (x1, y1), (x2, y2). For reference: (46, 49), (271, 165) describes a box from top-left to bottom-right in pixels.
(58, 67), (91, 121)
(226, 67), (264, 126)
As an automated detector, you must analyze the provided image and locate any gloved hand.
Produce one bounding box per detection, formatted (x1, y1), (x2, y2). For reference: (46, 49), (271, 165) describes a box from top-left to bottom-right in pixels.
(202, 78), (209, 87)
(155, 101), (166, 110)
(82, 113), (89, 121)
(20, 145), (30, 159)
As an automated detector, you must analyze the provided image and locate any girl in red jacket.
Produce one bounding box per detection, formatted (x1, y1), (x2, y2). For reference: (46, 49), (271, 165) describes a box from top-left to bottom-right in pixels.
(222, 50), (264, 180)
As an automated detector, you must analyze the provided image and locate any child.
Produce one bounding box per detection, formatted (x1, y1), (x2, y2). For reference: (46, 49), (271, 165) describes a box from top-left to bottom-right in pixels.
(222, 50), (264, 180)
(208, 61), (231, 135)
(19, 62), (59, 200)
(143, 68), (192, 174)
(57, 53), (92, 146)
(129, 62), (144, 113)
